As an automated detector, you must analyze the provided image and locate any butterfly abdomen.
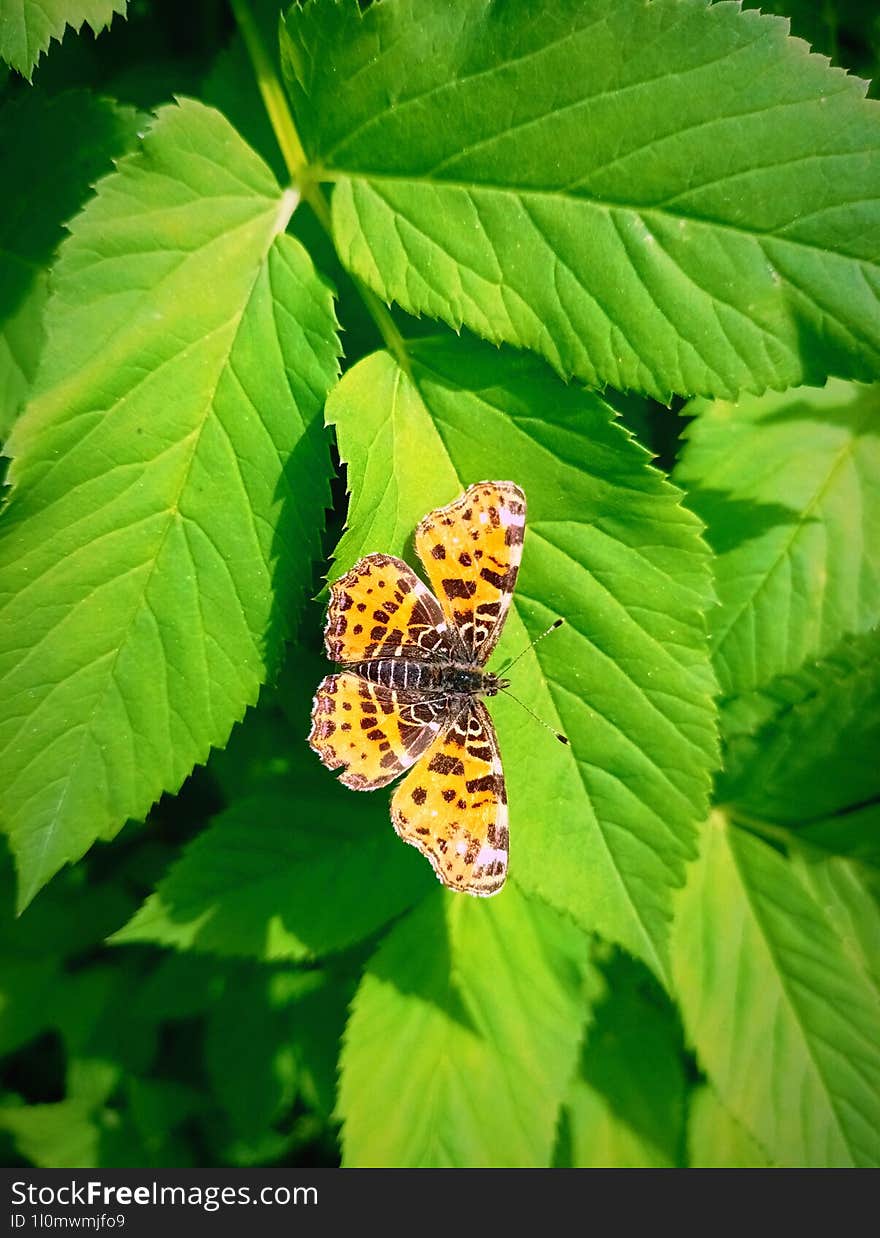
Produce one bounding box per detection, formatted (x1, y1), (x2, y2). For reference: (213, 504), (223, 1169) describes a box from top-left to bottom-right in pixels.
(349, 659), (499, 698)
(349, 659), (443, 692)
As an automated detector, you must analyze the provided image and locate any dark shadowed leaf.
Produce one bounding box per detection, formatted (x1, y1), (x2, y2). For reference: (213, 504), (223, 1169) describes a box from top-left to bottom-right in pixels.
(0, 89), (140, 438)
(0, 0), (127, 79)
(720, 628), (880, 821)
(558, 952), (687, 1167)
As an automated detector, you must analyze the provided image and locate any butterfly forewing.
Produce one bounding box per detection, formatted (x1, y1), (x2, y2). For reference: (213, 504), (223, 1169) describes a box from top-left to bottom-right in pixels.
(324, 553), (464, 664)
(310, 672), (452, 790)
(391, 700), (508, 897)
(415, 480), (526, 666)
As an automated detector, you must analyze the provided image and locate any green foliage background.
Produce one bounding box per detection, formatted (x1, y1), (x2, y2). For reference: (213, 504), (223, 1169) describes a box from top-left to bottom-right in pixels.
(0, 0), (878, 1168)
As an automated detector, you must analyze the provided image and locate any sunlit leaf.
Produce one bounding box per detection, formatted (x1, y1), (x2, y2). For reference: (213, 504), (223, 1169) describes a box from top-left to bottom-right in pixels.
(0, 99), (340, 908)
(284, 0), (880, 399)
(0, 1100), (101, 1168)
(338, 884), (592, 1167)
(677, 381), (880, 701)
(326, 332), (716, 980)
(687, 1085), (772, 1168)
(789, 845), (880, 994)
(672, 813), (880, 1166)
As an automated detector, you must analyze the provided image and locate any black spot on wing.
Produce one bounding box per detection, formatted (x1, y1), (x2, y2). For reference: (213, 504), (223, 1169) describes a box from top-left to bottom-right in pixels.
(479, 566), (515, 591)
(465, 773), (505, 799)
(428, 753), (465, 777)
(442, 578), (477, 600)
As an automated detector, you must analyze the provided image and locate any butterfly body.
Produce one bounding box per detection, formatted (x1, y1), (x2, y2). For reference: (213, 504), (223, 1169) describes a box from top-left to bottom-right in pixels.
(310, 481), (526, 897)
(348, 658), (508, 699)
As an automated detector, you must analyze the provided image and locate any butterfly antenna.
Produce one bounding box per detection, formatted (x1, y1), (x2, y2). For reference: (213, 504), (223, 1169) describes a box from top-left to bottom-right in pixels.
(500, 688), (569, 745)
(496, 618), (564, 676)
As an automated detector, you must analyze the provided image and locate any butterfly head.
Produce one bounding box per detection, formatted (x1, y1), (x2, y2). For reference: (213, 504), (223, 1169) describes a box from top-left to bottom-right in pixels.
(482, 671), (510, 698)
(447, 665), (509, 697)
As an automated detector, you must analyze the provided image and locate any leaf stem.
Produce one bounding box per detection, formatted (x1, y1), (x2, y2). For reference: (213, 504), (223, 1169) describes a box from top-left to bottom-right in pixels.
(723, 803), (880, 866)
(296, 173), (414, 371)
(355, 280), (414, 376)
(231, 0), (412, 371)
(230, 0), (308, 185)
(723, 806), (799, 850)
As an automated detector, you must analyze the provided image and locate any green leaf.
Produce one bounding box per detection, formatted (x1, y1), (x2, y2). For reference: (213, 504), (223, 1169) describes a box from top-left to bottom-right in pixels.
(0, 958), (59, 1055)
(201, 18), (287, 187)
(0, 271), (46, 444)
(0, 842), (134, 960)
(788, 845), (880, 994)
(125, 1077), (201, 1156)
(326, 332), (717, 981)
(0, 0), (127, 79)
(671, 813), (880, 1167)
(559, 1085), (666, 1168)
(558, 953), (687, 1167)
(205, 964), (298, 1140)
(0, 843), (138, 1057)
(796, 801), (880, 867)
(207, 701), (301, 803)
(0, 1099), (102, 1168)
(56, 964), (157, 1094)
(0, 99), (341, 909)
(676, 380), (880, 701)
(742, 1), (880, 86)
(338, 884), (592, 1167)
(202, 0), (384, 372)
(687, 1085), (772, 1168)
(283, 0), (880, 400)
(720, 628), (880, 821)
(209, 1128), (296, 1170)
(282, 967), (356, 1120)
(0, 1083), (197, 1169)
(112, 784), (432, 960)
(129, 952), (227, 1022)
(0, 89), (140, 439)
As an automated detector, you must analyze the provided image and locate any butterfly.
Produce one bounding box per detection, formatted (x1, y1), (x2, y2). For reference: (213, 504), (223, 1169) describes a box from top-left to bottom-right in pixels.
(308, 480), (527, 897)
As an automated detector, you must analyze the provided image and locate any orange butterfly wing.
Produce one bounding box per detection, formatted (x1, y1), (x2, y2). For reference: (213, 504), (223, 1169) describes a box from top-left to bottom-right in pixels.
(314, 483), (526, 897)
(324, 552), (464, 664)
(309, 672), (451, 790)
(391, 700), (508, 897)
(414, 480), (526, 665)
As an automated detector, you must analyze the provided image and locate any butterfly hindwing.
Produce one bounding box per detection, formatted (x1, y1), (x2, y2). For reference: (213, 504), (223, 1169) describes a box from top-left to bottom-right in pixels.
(415, 480), (526, 666)
(309, 672), (451, 790)
(325, 553), (464, 664)
(390, 699), (508, 897)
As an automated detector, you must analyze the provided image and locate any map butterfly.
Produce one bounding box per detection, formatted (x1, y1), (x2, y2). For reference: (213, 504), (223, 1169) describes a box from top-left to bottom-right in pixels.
(308, 481), (532, 897)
